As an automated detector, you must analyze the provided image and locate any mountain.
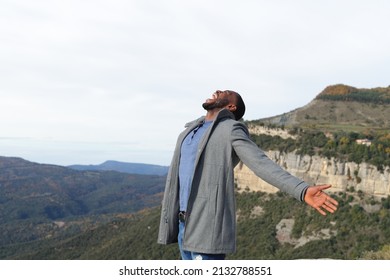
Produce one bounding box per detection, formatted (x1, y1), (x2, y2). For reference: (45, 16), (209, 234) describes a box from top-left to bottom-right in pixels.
(240, 84), (390, 198)
(68, 160), (169, 176)
(0, 156), (166, 247)
(251, 84), (390, 132)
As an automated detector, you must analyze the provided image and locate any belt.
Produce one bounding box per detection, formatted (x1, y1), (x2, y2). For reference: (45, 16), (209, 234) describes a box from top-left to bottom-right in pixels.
(178, 211), (187, 222)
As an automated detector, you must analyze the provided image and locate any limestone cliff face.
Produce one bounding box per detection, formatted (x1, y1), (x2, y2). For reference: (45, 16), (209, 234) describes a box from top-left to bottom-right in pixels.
(234, 150), (390, 197)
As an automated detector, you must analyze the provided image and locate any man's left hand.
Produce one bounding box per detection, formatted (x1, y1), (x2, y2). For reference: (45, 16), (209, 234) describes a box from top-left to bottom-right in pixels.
(304, 184), (338, 216)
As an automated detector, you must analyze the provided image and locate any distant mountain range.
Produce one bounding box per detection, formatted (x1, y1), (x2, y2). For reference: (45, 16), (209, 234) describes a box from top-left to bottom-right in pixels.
(68, 160), (169, 176)
(0, 156), (166, 248)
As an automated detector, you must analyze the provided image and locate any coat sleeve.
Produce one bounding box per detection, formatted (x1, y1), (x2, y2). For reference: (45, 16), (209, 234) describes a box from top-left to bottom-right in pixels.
(230, 122), (309, 201)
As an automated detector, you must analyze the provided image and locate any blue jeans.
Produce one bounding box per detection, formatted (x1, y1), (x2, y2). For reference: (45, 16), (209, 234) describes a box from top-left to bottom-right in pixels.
(178, 220), (225, 260)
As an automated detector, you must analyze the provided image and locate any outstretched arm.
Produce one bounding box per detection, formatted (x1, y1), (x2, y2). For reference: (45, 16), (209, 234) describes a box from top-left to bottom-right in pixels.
(304, 184), (338, 216)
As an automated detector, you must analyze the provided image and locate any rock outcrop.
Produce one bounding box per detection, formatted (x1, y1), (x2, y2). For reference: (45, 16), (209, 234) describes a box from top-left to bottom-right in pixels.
(234, 150), (390, 197)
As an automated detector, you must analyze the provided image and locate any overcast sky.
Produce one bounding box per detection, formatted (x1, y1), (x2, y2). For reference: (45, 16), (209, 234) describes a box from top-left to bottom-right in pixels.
(1, 0), (389, 166)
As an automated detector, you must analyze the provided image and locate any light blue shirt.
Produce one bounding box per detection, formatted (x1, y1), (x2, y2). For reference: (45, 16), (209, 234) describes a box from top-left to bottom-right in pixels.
(179, 120), (212, 211)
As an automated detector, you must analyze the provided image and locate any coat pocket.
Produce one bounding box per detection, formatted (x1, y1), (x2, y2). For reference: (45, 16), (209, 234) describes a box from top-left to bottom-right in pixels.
(195, 163), (222, 198)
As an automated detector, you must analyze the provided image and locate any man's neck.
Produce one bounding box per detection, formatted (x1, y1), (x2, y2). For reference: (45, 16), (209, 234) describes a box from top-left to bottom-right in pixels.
(205, 108), (221, 121)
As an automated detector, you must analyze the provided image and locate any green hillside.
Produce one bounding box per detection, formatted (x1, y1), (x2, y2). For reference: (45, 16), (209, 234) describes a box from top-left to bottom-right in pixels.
(252, 84), (390, 132)
(316, 84), (390, 103)
(0, 156), (165, 246)
(3, 190), (390, 260)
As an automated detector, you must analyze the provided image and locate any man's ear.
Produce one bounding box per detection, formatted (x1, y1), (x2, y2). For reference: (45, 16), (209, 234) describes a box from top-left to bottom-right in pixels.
(227, 104), (237, 112)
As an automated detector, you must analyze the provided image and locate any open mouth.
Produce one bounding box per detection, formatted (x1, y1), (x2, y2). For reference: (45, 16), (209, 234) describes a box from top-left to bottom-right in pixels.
(205, 92), (218, 103)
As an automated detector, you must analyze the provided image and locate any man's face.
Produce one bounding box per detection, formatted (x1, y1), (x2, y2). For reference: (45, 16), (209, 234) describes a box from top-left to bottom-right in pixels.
(202, 90), (235, 111)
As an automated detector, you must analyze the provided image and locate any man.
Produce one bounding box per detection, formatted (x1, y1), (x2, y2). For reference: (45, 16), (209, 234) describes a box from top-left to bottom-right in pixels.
(158, 90), (338, 260)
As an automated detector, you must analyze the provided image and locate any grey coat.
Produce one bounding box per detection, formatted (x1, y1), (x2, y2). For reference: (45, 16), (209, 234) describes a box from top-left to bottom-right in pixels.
(157, 109), (309, 254)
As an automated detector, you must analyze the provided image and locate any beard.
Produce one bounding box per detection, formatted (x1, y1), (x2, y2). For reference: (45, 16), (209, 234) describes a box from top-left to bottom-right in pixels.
(202, 98), (229, 111)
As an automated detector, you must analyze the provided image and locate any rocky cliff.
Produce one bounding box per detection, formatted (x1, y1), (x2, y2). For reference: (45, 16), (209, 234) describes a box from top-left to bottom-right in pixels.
(234, 150), (390, 197)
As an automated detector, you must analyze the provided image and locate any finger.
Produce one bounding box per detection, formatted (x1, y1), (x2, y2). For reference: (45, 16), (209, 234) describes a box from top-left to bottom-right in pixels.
(326, 200), (338, 210)
(315, 206), (327, 216)
(327, 196), (338, 206)
(318, 184), (332, 191)
(322, 194), (338, 207)
(325, 202), (338, 212)
(323, 198), (338, 211)
(322, 203), (336, 213)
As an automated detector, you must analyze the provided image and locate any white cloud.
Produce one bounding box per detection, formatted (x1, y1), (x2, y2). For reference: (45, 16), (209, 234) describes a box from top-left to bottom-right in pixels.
(1, 0), (389, 165)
